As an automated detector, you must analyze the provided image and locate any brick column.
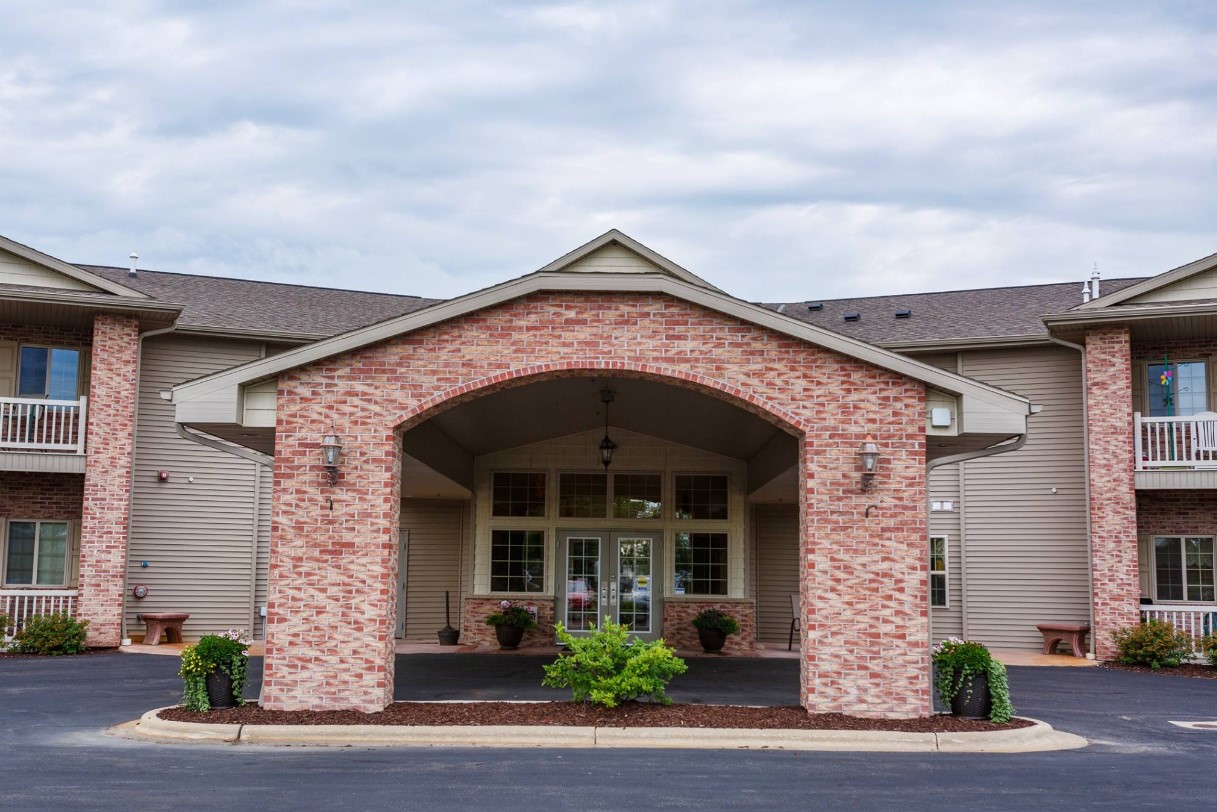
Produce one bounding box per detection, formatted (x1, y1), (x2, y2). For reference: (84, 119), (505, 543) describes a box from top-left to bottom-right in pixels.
(1085, 326), (1140, 659)
(77, 315), (140, 647)
(260, 418), (400, 712)
(799, 408), (929, 718)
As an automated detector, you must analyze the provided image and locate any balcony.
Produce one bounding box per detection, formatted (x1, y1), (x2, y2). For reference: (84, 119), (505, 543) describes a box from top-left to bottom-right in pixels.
(0, 396), (88, 454)
(1134, 412), (1217, 488)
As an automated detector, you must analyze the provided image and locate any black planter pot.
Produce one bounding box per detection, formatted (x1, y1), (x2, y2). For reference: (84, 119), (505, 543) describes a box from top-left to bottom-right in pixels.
(495, 624), (526, 649)
(698, 627), (727, 653)
(949, 671), (992, 719)
(205, 670), (236, 710)
(437, 626), (460, 646)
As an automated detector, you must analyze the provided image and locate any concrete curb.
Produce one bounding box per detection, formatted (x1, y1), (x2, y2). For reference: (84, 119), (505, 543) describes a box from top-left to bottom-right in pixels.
(123, 708), (1087, 752)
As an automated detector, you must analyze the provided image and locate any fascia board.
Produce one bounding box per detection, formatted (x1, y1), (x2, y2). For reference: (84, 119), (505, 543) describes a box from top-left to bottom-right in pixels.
(0, 286), (181, 317)
(1073, 251), (1217, 310)
(1045, 301), (1217, 328)
(173, 272), (1030, 419)
(0, 234), (150, 298)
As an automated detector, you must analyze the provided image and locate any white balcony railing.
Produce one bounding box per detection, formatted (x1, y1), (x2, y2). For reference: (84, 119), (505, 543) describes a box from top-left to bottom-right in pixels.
(0, 589), (79, 638)
(1134, 412), (1217, 470)
(0, 396), (87, 453)
(1140, 604), (1217, 656)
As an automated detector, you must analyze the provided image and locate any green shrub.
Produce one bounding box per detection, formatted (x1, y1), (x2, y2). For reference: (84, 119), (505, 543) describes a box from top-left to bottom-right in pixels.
(690, 608), (740, 636)
(1200, 632), (1217, 667)
(0, 613), (10, 651)
(179, 630), (252, 712)
(12, 613), (89, 655)
(484, 601), (539, 630)
(542, 621), (688, 707)
(1111, 620), (1192, 669)
(931, 637), (1014, 724)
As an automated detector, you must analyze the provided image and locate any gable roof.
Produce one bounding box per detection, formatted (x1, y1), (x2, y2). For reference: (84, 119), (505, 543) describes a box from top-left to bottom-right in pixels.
(1072, 251), (1217, 310)
(0, 234), (148, 298)
(538, 229), (724, 292)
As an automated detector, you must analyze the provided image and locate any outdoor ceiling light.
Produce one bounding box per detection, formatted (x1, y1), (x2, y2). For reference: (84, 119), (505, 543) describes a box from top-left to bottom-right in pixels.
(599, 389), (617, 470)
(321, 432), (342, 486)
(859, 436), (880, 492)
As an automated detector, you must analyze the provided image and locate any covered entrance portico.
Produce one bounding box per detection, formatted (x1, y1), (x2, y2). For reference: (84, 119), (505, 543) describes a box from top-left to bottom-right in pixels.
(172, 231), (1032, 718)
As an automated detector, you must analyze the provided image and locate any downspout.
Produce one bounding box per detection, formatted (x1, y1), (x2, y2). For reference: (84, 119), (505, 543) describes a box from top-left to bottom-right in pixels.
(1048, 334), (1097, 656)
(119, 321), (179, 645)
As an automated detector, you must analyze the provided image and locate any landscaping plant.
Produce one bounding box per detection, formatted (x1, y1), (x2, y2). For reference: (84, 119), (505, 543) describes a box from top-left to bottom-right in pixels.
(179, 629), (252, 712)
(931, 637), (1014, 723)
(11, 612), (89, 655)
(542, 621), (687, 707)
(484, 600), (539, 630)
(1200, 631), (1217, 667)
(1111, 619), (1193, 669)
(0, 613), (10, 651)
(690, 608), (741, 636)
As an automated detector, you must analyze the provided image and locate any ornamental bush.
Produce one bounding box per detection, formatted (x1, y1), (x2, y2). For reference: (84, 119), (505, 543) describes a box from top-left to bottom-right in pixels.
(484, 600), (539, 630)
(690, 608), (741, 636)
(12, 613), (89, 655)
(1111, 620), (1192, 669)
(179, 629), (251, 712)
(931, 637), (1014, 723)
(542, 621), (687, 708)
(1200, 632), (1217, 667)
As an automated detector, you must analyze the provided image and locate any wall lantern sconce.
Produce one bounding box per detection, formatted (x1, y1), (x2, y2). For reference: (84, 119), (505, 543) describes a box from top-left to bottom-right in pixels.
(859, 436), (880, 492)
(599, 389), (617, 470)
(321, 432), (342, 486)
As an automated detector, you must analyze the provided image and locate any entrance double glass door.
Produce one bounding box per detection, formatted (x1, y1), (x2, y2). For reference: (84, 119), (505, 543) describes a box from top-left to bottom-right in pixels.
(558, 530), (661, 642)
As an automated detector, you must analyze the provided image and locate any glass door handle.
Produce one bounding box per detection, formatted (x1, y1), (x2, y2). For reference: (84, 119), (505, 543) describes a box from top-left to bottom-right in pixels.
(600, 584), (608, 607)
(610, 582), (617, 603)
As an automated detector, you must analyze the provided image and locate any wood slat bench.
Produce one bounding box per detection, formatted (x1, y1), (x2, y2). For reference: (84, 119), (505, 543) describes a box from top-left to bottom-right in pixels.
(140, 612), (190, 645)
(1036, 622), (1090, 658)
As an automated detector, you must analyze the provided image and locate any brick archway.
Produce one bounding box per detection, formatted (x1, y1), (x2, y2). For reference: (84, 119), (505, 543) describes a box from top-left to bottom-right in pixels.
(262, 290), (929, 717)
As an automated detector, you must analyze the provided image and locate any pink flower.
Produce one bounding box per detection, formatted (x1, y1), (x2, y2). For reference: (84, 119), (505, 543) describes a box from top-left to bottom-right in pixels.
(500, 600), (511, 610)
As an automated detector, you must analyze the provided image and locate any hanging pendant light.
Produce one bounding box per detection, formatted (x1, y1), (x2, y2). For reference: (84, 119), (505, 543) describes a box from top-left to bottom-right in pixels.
(599, 389), (617, 470)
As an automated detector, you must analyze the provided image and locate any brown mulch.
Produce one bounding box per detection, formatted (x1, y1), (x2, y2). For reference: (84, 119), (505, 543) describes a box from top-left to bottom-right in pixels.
(159, 701), (1032, 732)
(0, 647), (117, 659)
(1101, 662), (1217, 679)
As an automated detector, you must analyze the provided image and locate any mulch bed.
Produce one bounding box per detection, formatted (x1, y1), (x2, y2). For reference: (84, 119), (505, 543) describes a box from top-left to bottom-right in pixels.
(1101, 662), (1217, 679)
(160, 702), (1032, 732)
(0, 647), (117, 660)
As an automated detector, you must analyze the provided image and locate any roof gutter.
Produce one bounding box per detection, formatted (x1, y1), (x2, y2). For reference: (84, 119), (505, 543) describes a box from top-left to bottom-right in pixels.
(1044, 300), (1217, 328)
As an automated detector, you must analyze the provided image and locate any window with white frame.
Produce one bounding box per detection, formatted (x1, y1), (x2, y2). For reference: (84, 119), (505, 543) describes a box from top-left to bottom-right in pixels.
(1147, 361), (1208, 417)
(4, 520), (70, 586)
(18, 346), (81, 399)
(1152, 536), (1215, 602)
(929, 535), (948, 608)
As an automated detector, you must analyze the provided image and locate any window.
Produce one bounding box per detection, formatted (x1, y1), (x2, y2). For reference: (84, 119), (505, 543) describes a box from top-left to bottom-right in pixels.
(558, 473), (606, 518)
(674, 475), (728, 520)
(1147, 361), (1208, 417)
(613, 474), (662, 519)
(1153, 536), (1215, 602)
(490, 529), (545, 592)
(18, 346), (81, 400)
(4, 521), (70, 586)
(929, 535), (948, 608)
(673, 532), (727, 595)
(491, 472), (546, 518)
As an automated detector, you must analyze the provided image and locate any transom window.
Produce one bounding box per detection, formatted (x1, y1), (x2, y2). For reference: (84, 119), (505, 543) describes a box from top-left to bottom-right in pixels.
(491, 472), (547, 518)
(674, 475), (728, 521)
(929, 536), (948, 609)
(613, 474), (662, 519)
(489, 529), (545, 593)
(556, 472), (663, 519)
(673, 532), (727, 595)
(18, 346), (81, 400)
(558, 473), (607, 518)
(4, 520), (70, 586)
(1153, 536), (1214, 602)
(1147, 361), (1208, 417)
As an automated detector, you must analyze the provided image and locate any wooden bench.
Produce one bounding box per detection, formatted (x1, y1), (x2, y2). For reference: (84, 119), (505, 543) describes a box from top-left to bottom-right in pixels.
(140, 612), (189, 645)
(1036, 622), (1090, 657)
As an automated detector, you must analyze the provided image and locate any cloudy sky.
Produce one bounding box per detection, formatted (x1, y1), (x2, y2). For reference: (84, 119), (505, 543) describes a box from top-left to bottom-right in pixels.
(2, 1), (1215, 302)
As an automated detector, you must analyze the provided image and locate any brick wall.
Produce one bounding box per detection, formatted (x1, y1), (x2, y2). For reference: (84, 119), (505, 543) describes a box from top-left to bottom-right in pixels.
(1136, 491), (1217, 537)
(1085, 326), (1140, 659)
(460, 597), (556, 647)
(0, 323), (93, 348)
(662, 599), (757, 654)
(0, 472), (85, 521)
(265, 290), (928, 716)
(76, 315), (140, 647)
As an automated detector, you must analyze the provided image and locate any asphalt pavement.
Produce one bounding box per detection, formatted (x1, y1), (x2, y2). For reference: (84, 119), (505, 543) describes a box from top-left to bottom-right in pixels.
(2, 652), (1216, 811)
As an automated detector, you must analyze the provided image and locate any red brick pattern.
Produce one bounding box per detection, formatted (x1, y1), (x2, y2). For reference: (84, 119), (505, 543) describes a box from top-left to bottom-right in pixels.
(0, 472), (84, 521)
(266, 291), (928, 716)
(0, 323), (92, 348)
(460, 597), (556, 647)
(1085, 327), (1140, 659)
(76, 315), (140, 647)
(662, 599), (757, 654)
(1136, 491), (1217, 538)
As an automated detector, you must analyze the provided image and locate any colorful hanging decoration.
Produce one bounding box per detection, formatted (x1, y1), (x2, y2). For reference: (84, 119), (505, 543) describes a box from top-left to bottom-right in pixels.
(1162, 354), (1174, 417)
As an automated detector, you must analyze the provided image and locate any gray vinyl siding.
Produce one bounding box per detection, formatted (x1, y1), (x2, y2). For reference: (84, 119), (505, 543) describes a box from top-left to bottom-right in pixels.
(955, 345), (1090, 649)
(928, 465), (963, 641)
(753, 503), (799, 644)
(253, 464), (273, 640)
(401, 499), (468, 640)
(124, 335), (266, 641)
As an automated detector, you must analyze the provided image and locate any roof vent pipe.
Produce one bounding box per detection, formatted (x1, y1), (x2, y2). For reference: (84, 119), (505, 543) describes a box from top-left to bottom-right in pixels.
(128, 252), (139, 278)
(1082, 281), (1091, 304)
(1090, 265), (1100, 299)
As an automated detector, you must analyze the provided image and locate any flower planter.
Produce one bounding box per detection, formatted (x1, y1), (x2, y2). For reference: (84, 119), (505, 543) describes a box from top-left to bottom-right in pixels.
(698, 627), (727, 654)
(495, 625), (526, 650)
(205, 670), (237, 709)
(949, 671), (992, 719)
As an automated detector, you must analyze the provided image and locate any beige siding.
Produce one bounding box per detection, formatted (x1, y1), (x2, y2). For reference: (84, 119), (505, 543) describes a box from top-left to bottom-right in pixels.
(0, 250), (96, 291)
(242, 378), (278, 427)
(563, 244), (659, 275)
(1127, 267), (1217, 303)
(928, 464), (963, 640)
(401, 499), (468, 639)
(124, 335), (265, 641)
(753, 503), (798, 644)
(956, 345), (1090, 649)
